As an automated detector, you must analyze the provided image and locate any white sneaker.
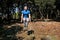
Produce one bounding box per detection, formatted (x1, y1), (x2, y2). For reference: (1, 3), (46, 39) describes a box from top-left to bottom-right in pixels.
(23, 27), (28, 31)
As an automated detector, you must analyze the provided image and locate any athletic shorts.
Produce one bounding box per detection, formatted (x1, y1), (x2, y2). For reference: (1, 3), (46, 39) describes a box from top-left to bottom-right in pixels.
(23, 18), (30, 22)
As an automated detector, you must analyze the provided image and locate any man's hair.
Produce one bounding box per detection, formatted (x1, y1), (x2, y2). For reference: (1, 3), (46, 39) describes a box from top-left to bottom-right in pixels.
(24, 6), (28, 8)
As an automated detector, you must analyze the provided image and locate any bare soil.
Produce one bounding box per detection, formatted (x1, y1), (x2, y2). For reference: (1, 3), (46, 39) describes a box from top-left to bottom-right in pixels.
(16, 21), (60, 40)
(3, 21), (60, 40)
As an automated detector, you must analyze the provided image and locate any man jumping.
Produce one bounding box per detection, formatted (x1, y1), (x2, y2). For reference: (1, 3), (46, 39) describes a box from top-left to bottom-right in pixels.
(21, 6), (31, 31)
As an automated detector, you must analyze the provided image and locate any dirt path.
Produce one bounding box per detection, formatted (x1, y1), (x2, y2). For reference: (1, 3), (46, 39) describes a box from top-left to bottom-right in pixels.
(3, 21), (60, 40)
(16, 22), (60, 40)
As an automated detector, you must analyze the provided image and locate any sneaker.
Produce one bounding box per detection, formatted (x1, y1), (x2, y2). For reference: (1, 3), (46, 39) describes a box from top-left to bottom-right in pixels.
(23, 27), (28, 31)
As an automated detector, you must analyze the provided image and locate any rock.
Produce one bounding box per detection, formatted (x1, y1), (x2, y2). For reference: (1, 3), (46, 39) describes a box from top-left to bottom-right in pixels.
(27, 30), (34, 35)
(23, 34), (35, 40)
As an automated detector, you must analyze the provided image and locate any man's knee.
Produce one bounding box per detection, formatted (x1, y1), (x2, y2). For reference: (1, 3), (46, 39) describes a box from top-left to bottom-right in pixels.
(27, 18), (29, 22)
(23, 18), (25, 21)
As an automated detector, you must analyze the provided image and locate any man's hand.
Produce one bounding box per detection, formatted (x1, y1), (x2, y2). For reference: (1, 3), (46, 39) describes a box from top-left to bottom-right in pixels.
(29, 18), (31, 22)
(21, 19), (23, 22)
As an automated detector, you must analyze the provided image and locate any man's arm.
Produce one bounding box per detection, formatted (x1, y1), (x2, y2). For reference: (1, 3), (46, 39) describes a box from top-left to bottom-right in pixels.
(21, 14), (23, 22)
(29, 14), (31, 22)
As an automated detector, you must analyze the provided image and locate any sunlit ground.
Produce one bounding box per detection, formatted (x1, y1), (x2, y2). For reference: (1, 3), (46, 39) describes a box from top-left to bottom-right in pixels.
(0, 21), (60, 40)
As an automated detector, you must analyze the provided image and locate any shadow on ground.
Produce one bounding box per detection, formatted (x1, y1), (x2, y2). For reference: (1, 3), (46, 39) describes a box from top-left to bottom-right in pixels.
(0, 25), (23, 40)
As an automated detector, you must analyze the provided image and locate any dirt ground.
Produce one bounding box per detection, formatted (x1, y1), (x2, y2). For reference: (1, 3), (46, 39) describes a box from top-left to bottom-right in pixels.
(15, 21), (60, 40)
(3, 21), (60, 40)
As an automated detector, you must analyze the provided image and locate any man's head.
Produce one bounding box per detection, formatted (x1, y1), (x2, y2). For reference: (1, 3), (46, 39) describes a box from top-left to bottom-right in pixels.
(24, 6), (28, 10)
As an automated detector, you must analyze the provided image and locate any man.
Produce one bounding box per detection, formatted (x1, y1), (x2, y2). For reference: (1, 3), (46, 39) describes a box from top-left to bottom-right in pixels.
(21, 6), (31, 31)
(13, 3), (19, 19)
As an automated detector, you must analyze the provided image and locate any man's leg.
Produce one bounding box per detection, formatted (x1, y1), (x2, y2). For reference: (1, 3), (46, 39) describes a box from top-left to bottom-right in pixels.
(26, 18), (29, 27)
(23, 18), (26, 27)
(23, 18), (27, 31)
(23, 18), (29, 31)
